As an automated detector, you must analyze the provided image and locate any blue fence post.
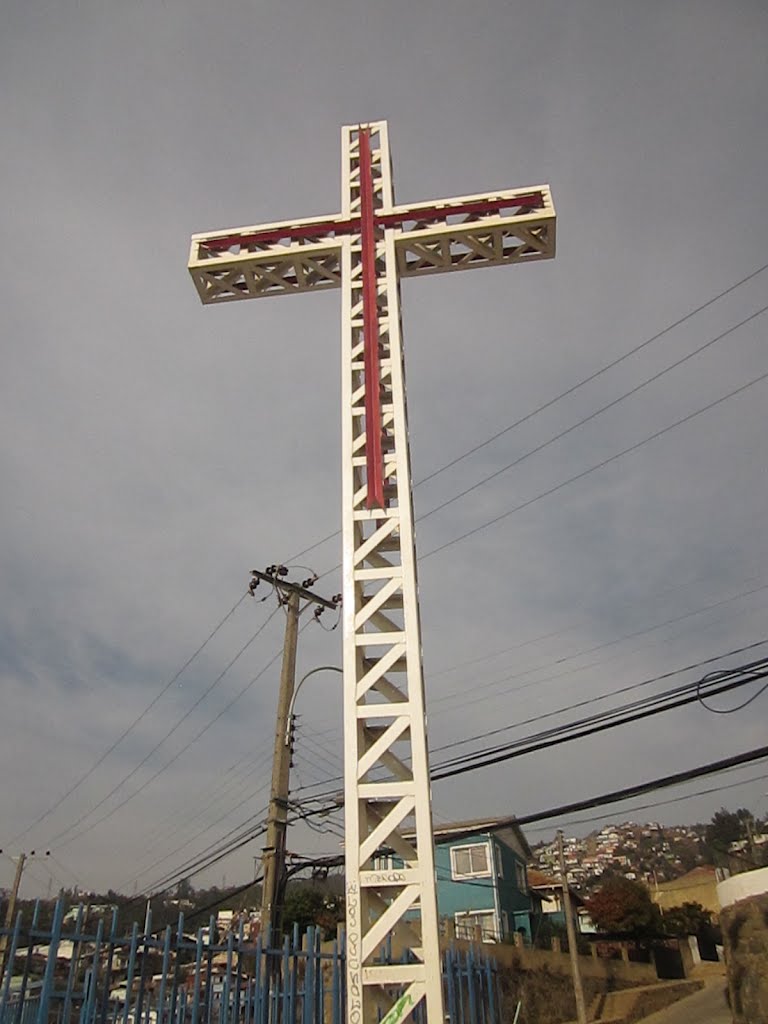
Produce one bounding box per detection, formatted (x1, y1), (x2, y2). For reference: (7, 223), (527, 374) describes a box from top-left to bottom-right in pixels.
(203, 916), (216, 1024)
(329, 936), (340, 1024)
(15, 901), (45, 1024)
(484, 952), (496, 1024)
(97, 907), (119, 1024)
(35, 898), (64, 1024)
(136, 906), (154, 1024)
(190, 928), (204, 1024)
(252, 931), (263, 1024)
(155, 925), (172, 1024)
(0, 911), (23, 1021)
(220, 925), (234, 1024)
(232, 919), (244, 1024)
(288, 924), (299, 1024)
(314, 929), (323, 1024)
(81, 918), (104, 1024)
(169, 912), (184, 1024)
(443, 946), (455, 1024)
(279, 934), (289, 1024)
(60, 903), (86, 1024)
(122, 922), (141, 1024)
(301, 927), (313, 1024)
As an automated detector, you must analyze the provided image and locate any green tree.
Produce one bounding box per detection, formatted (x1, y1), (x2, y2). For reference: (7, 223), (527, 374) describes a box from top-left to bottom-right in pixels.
(281, 885), (344, 937)
(585, 877), (661, 936)
(662, 902), (712, 937)
(705, 807), (754, 864)
(176, 877), (195, 901)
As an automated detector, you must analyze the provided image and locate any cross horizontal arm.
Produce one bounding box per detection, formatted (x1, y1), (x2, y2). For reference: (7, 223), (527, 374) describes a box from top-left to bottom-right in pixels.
(188, 184), (555, 304)
(394, 184), (555, 279)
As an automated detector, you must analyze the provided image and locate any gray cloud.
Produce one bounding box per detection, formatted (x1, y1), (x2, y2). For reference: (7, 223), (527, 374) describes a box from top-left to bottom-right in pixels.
(1, 0), (767, 895)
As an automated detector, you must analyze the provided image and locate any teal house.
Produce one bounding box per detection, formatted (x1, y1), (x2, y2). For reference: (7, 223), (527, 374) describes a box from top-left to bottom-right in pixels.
(431, 817), (537, 942)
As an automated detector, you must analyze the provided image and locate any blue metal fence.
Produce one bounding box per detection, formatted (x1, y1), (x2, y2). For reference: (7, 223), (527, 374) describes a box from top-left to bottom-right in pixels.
(0, 901), (500, 1024)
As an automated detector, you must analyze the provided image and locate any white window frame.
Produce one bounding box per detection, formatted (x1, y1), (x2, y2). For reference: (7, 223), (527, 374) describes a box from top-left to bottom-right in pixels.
(454, 910), (499, 942)
(450, 842), (492, 880)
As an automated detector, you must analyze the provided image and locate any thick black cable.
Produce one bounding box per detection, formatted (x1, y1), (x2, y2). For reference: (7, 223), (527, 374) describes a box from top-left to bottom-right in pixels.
(525, 768), (768, 835)
(697, 668), (768, 714)
(430, 642), (768, 756)
(506, 744), (768, 830)
(292, 637), (768, 793)
(430, 665), (768, 778)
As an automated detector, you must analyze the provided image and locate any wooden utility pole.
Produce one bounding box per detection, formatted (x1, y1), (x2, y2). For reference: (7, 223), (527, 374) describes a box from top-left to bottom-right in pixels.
(0, 853), (26, 976)
(252, 569), (338, 941)
(557, 831), (587, 1024)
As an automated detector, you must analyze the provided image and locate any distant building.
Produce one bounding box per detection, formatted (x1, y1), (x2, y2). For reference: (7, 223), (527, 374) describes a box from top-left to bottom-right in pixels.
(388, 817), (536, 942)
(431, 817), (536, 942)
(527, 868), (585, 932)
(651, 866), (720, 919)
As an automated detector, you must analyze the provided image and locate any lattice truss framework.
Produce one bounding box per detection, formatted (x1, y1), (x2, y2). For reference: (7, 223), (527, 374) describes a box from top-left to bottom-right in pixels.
(188, 122), (556, 1024)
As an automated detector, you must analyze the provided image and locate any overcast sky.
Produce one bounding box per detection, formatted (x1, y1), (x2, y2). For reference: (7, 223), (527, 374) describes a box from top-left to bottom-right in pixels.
(1, 0), (767, 899)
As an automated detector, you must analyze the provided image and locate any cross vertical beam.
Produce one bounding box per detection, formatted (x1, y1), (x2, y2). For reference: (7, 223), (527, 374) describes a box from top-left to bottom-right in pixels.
(340, 122), (443, 1024)
(358, 128), (385, 511)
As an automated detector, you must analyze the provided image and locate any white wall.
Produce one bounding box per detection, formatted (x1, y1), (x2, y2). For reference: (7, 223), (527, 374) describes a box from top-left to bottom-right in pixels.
(717, 866), (768, 909)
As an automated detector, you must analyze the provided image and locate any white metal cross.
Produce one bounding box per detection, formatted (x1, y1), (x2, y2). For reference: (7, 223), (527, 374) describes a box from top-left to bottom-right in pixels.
(189, 120), (555, 1024)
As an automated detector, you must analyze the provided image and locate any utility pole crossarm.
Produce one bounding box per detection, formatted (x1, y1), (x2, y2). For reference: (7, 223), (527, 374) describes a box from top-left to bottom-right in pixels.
(249, 568), (339, 611)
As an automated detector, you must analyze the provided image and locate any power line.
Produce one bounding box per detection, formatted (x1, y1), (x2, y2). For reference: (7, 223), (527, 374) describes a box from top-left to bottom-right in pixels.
(508, 743), (768, 830)
(289, 650), (768, 807)
(425, 550), (768, 682)
(46, 605), (282, 847)
(304, 584), (768, 742)
(429, 659), (768, 778)
(525, 768), (768, 835)
(429, 638), (768, 756)
(7, 592), (250, 846)
(286, 261), (768, 566)
(123, 774), (273, 893)
(51, 620), (304, 852)
(132, 748), (275, 868)
(423, 366), (768, 559)
(429, 581), (768, 714)
(416, 264), (768, 487)
(418, 304), (768, 526)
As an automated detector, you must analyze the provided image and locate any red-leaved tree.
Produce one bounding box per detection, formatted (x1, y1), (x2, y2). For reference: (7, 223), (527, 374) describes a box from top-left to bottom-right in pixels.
(586, 877), (661, 935)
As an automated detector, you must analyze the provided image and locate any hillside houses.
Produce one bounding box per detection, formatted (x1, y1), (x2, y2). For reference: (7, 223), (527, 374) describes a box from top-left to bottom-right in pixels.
(532, 821), (707, 892)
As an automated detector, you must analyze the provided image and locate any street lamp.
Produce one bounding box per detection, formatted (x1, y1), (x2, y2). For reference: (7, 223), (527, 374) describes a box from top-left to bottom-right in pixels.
(284, 666), (343, 746)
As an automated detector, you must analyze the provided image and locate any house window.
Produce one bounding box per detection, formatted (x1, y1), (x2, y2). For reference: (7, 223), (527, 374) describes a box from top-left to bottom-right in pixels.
(515, 862), (527, 892)
(455, 911), (498, 941)
(450, 842), (491, 879)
